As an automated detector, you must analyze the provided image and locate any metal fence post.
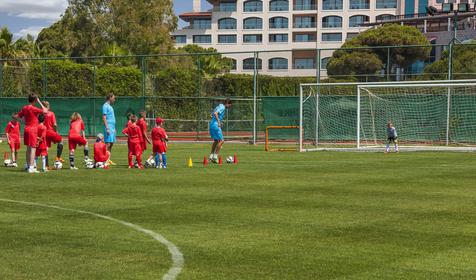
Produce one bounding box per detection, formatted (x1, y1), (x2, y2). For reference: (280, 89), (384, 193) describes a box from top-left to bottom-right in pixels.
(386, 47), (391, 81)
(253, 51), (258, 145)
(0, 63), (3, 97)
(42, 59), (48, 97)
(448, 42), (454, 80)
(92, 58), (96, 96)
(141, 56), (147, 111)
(316, 48), (321, 83)
(196, 55), (202, 141)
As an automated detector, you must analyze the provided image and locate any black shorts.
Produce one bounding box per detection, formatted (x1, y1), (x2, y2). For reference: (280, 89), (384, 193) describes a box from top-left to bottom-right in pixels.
(387, 137), (398, 143)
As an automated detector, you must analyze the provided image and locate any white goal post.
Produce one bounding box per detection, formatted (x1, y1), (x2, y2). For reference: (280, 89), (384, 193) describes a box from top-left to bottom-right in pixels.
(299, 80), (476, 152)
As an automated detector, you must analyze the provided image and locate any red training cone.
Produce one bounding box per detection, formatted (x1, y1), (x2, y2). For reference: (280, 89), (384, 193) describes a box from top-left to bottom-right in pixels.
(203, 156), (208, 166)
(218, 156), (223, 165)
(233, 154), (238, 164)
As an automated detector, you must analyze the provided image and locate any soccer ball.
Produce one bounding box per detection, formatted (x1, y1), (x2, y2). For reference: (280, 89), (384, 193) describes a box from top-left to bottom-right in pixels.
(4, 159), (12, 167)
(226, 156), (234, 163)
(54, 161), (63, 170)
(145, 158), (156, 168)
(95, 162), (105, 169)
(85, 161), (95, 169)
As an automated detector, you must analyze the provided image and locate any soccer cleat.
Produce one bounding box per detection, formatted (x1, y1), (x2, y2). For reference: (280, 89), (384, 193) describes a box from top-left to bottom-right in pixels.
(70, 166), (78, 170)
(56, 157), (65, 163)
(41, 169), (48, 173)
(28, 168), (39, 174)
(107, 160), (117, 166)
(128, 165), (133, 169)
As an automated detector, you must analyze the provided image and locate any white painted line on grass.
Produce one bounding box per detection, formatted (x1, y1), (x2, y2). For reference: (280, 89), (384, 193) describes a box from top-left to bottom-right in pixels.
(0, 198), (184, 280)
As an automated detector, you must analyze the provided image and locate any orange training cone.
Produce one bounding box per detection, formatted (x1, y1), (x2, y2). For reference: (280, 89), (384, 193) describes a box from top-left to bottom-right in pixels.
(218, 156), (223, 165)
(203, 156), (208, 166)
(233, 154), (238, 164)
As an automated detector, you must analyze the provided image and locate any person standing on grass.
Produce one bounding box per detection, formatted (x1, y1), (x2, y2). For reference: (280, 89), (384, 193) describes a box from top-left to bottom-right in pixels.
(102, 93), (116, 165)
(5, 113), (21, 167)
(122, 115), (144, 169)
(209, 98), (232, 163)
(137, 111), (152, 160)
(17, 93), (48, 173)
(386, 121), (399, 153)
(43, 101), (65, 166)
(68, 112), (90, 170)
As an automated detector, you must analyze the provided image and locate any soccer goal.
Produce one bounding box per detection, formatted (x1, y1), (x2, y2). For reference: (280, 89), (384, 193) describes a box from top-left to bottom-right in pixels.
(265, 126), (300, 152)
(299, 80), (476, 152)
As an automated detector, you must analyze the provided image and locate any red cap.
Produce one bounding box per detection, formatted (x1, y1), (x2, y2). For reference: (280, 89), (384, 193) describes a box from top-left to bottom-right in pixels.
(155, 117), (164, 125)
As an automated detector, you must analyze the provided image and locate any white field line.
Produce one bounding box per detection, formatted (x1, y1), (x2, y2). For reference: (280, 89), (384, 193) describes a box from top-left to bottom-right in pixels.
(0, 198), (183, 280)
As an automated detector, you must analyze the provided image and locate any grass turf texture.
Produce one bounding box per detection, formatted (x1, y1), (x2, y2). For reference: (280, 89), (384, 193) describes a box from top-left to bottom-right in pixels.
(0, 143), (476, 279)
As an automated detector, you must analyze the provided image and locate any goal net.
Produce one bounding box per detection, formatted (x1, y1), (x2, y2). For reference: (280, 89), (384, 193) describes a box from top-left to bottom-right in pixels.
(300, 80), (476, 152)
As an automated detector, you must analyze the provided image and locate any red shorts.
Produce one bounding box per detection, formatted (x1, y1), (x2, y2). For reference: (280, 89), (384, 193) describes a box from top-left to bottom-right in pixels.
(153, 142), (166, 154)
(9, 141), (20, 151)
(69, 136), (87, 151)
(23, 126), (38, 147)
(129, 141), (142, 156)
(46, 130), (62, 147)
(95, 151), (110, 163)
(35, 147), (48, 157)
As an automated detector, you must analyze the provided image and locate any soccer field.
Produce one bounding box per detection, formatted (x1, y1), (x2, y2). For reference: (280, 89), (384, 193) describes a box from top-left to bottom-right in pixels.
(1, 143), (475, 279)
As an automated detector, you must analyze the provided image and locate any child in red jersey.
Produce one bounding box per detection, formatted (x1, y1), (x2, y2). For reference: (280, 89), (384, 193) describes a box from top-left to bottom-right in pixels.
(137, 111), (151, 153)
(17, 93), (48, 173)
(35, 114), (48, 172)
(122, 115), (144, 169)
(93, 133), (110, 168)
(43, 101), (64, 166)
(68, 112), (90, 170)
(150, 117), (168, 169)
(4, 113), (21, 167)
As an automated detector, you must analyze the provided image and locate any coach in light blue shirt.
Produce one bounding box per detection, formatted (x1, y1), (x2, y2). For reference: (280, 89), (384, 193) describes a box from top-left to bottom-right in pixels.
(102, 93), (116, 162)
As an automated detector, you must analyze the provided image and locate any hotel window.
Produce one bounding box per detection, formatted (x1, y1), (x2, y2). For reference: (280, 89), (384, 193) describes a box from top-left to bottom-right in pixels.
(269, 34), (289, 42)
(193, 35), (212, 44)
(269, 58), (289, 70)
(244, 0), (263, 12)
(243, 34), (263, 43)
(323, 0), (343, 10)
(270, 0), (289, 11)
(219, 1), (237, 11)
(349, 15), (369, 27)
(322, 16), (343, 28)
(218, 35), (237, 43)
(322, 33), (342, 42)
(174, 36), (186, 44)
(376, 0), (397, 8)
(243, 58), (263, 70)
(244, 17), (263, 29)
(349, 0), (370, 9)
(218, 18), (237, 29)
(269, 17), (289, 29)
(294, 58), (315, 69)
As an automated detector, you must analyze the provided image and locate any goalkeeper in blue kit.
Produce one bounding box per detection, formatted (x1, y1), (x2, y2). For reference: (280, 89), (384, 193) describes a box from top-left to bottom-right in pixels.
(386, 122), (399, 153)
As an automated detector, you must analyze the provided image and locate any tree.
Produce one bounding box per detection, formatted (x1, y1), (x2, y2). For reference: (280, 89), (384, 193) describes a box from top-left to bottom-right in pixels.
(179, 45), (232, 78)
(424, 41), (476, 80)
(36, 0), (177, 57)
(0, 27), (17, 63)
(327, 24), (431, 81)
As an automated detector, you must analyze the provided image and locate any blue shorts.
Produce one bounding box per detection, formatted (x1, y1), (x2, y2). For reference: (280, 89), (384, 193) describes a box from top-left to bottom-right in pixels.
(209, 125), (223, 141)
(104, 127), (116, 143)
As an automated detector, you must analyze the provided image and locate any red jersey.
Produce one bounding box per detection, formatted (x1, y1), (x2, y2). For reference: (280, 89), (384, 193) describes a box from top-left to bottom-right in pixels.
(37, 123), (47, 149)
(44, 111), (57, 131)
(122, 123), (143, 144)
(151, 127), (167, 143)
(94, 141), (108, 162)
(18, 105), (43, 128)
(69, 119), (85, 138)
(137, 118), (148, 140)
(5, 121), (20, 143)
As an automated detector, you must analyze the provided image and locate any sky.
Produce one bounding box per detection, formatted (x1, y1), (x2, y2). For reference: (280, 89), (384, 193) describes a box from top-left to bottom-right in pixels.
(0, 0), (211, 39)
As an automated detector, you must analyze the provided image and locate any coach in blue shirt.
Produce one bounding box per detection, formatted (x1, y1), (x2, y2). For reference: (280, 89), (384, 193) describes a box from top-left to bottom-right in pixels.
(209, 98), (232, 163)
(102, 93), (116, 165)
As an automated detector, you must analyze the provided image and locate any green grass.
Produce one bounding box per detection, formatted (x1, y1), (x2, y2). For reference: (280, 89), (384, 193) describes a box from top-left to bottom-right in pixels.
(1, 142), (476, 279)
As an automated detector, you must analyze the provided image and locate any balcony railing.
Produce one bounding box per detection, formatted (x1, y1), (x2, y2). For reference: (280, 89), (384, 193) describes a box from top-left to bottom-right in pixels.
(184, 24), (212, 30)
(293, 4), (317, 10)
(269, 23), (289, 29)
(214, 5), (237, 12)
(293, 22), (317, 28)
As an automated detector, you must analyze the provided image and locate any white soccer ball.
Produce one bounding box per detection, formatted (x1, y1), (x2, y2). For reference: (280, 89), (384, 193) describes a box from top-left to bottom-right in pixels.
(226, 156), (234, 163)
(145, 158), (156, 168)
(4, 159), (12, 167)
(85, 161), (95, 169)
(54, 161), (63, 170)
(95, 162), (105, 169)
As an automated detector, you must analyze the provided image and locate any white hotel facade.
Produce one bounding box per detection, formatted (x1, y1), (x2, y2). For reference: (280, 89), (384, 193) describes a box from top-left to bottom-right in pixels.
(172, 0), (405, 76)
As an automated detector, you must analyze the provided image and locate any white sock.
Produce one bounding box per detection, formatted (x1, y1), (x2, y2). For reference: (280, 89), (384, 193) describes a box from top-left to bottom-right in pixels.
(42, 157), (46, 171)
